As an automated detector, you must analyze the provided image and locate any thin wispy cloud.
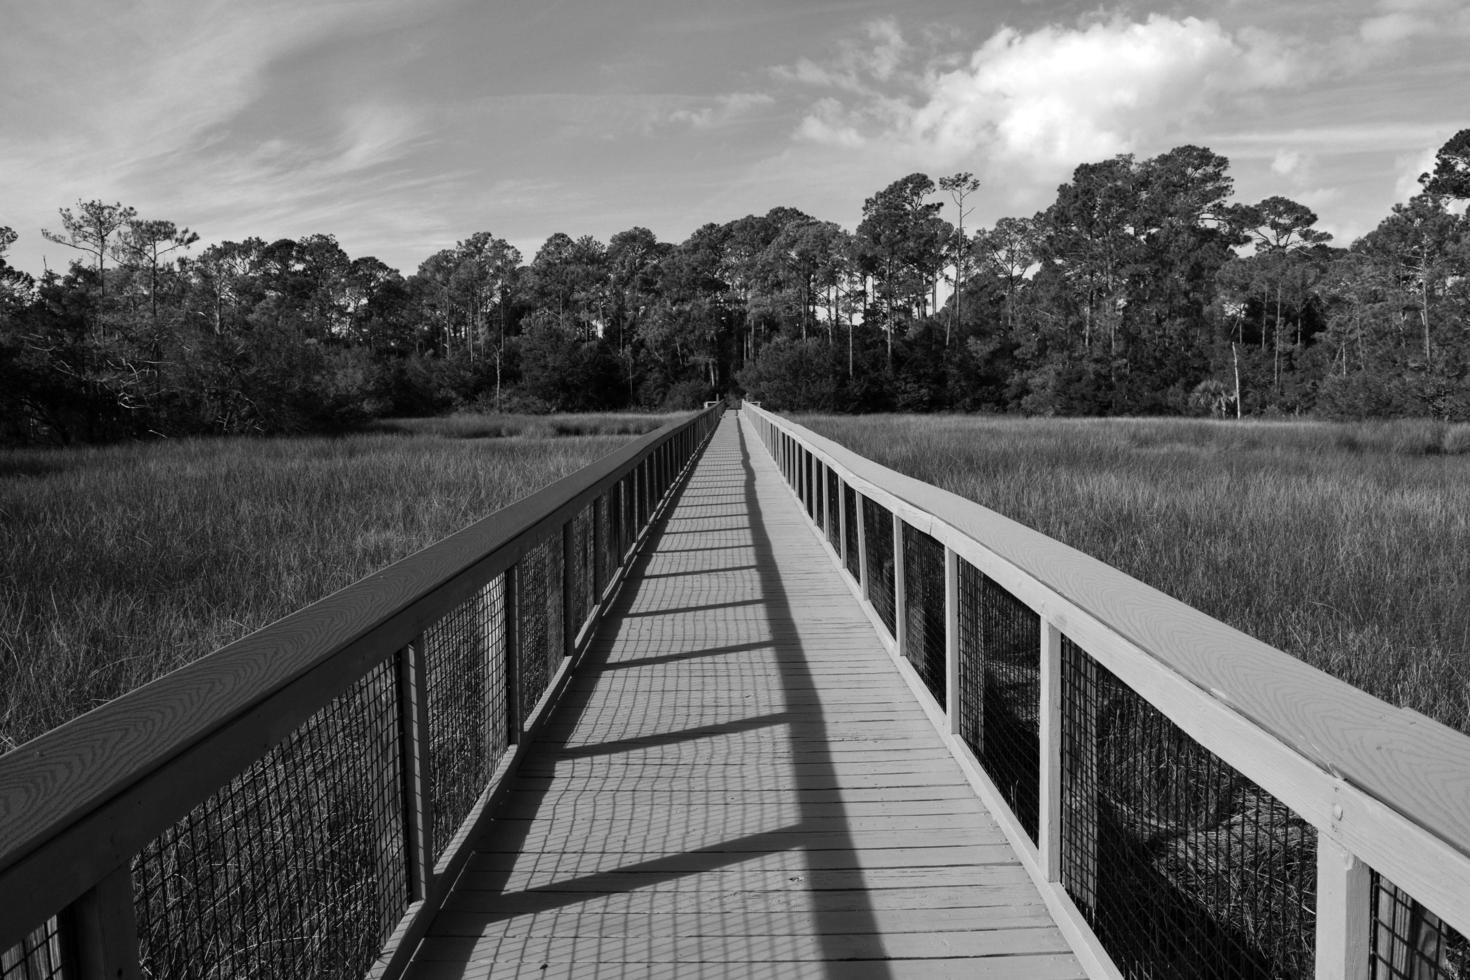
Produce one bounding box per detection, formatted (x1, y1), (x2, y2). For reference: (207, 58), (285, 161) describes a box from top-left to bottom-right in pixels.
(3, 0), (1466, 275)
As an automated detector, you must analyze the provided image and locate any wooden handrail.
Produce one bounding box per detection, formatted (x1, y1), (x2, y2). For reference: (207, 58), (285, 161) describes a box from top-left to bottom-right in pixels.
(0, 405), (722, 958)
(744, 404), (1470, 979)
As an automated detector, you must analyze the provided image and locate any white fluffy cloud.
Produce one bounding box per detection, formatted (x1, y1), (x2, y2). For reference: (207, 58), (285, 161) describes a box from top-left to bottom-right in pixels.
(788, 15), (1300, 183)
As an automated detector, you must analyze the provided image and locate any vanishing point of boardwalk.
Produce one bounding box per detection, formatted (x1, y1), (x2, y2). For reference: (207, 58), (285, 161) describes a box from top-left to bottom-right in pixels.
(405, 414), (1085, 979)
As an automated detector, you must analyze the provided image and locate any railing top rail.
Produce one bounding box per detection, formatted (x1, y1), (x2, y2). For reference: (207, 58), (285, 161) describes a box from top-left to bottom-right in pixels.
(0, 406), (721, 923)
(746, 405), (1470, 874)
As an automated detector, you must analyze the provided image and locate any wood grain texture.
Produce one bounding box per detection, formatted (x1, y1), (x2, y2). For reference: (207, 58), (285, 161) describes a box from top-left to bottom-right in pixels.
(747, 405), (1470, 927)
(403, 415), (1084, 979)
(0, 408), (722, 946)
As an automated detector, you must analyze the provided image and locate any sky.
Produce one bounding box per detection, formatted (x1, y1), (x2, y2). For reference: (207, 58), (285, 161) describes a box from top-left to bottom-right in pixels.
(4, 0), (1468, 277)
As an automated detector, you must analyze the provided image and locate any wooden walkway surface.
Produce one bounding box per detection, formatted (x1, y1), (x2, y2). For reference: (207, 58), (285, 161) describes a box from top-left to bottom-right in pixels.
(405, 412), (1085, 979)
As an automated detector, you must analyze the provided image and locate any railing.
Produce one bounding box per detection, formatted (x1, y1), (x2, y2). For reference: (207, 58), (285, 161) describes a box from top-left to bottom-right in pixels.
(744, 404), (1470, 980)
(0, 405), (723, 980)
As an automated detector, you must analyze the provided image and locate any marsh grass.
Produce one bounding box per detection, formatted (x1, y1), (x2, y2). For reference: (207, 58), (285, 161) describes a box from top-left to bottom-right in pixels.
(366, 411), (672, 441)
(0, 413), (671, 752)
(797, 414), (1470, 736)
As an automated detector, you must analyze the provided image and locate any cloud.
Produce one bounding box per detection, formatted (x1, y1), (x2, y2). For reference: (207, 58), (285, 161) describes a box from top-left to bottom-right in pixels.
(1271, 149), (1317, 183)
(666, 93), (776, 130)
(786, 14), (1300, 185)
(1358, 0), (1470, 44)
(773, 17), (913, 93)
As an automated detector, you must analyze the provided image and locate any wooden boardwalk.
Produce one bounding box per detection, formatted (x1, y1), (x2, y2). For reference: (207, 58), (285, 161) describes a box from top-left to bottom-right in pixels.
(405, 413), (1085, 979)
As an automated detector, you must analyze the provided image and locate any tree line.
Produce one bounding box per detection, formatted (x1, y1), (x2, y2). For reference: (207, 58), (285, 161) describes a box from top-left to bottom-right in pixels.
(3, 130), (1469, 443)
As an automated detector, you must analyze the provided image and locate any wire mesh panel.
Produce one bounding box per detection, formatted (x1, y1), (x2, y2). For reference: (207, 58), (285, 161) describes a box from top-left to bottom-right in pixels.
(423, 576), (508, 859)
(133, 657), (408, 980)
(956, 561), (1041, 843)
(1, 920), (62, 980)
(594, 492), (611, 601)
(516, 535), (565, 721)
(862, 496), (896, 636)
(843, 484), (860, 582)
(901, 523), (946, 705)
(826, 468), (841, 550)
(619, 475), (635, 559)
(567, 507), (594, 640)
(813, 460), (825, 529)
(1059, 638), (1317, 979)
(1371, 872), (1469, 979)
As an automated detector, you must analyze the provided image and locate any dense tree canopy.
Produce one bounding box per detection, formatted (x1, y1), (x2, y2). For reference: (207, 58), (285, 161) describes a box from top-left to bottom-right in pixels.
(4, 131), (1470, 444)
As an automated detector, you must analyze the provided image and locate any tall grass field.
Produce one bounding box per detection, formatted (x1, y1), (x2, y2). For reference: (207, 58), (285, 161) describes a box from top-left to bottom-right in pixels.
(0, 413), (673, 752)
(797, 414), (1470, 736)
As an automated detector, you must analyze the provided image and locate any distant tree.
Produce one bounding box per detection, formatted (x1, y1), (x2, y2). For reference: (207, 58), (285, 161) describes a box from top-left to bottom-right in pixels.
(938, 172), (981, 347)
(1420, 129), (1470, 201)
(856, 173), (950, 363)
(1360, 194), (1461, 370)
(42, 200), (137, 315)
(975, 216), (1038, 333)
(1237, 196), (1333, 394)
(114, 218), (198, 332)
(0, 226), (33, 300)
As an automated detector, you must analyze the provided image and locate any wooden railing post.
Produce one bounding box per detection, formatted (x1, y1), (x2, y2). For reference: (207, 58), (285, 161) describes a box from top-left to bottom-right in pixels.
(60, 866), (140, 980)
(1038, 619), (1063, 882)
(397, 640), (433, 901)
(503, 567), (521, 745)
(944, 546), (960, 733)
(1316, 837), (1371, 980)
(855, 492), (869, 594)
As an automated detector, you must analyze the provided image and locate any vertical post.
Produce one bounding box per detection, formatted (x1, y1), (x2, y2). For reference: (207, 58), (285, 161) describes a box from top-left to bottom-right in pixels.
(60, 866), (141, 980)
(855, 493), (869, 595)
(503, 567), (521, 745)
(1038, 620), (1063, 880)
(561, 519), (576, 658)
(892, 517), (907, 659)
(397, 640), (433, 900)
(944, 547), (960, 733)
(1316, 838), (1371, 980)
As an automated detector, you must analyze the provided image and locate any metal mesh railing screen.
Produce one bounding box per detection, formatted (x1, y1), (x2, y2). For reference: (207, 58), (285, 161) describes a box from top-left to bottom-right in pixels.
(568, 507), (594, 639)
(1371, 872), (1469, 979)
(861, 496), (895, 636)
(516, 535), (565, 721)
(813, 460), (825, 528)
(843, 485), (860, 582)
(132, 657), (408, 979)
(1, 920), (62, 980)
(594, 492), (611, 602)
(424, 576), (508, 859)
(826, 468), (841, 550)
(901, 523), (946, 704)
(806, 454), (815, 518)
(957, 561), (1041, 843)
(625, 474), (638, 556)
(1060, 637), (1317, 979)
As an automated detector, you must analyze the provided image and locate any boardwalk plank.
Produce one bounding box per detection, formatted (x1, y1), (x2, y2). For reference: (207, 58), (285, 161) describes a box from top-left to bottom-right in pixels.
(404, 413), (1084, 979)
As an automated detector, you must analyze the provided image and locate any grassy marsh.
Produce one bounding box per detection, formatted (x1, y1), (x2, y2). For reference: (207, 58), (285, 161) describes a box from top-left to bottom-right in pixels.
(0, 413), (674, 751)
(797, 414), (1470, 735)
